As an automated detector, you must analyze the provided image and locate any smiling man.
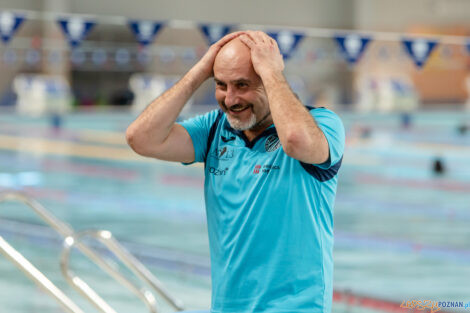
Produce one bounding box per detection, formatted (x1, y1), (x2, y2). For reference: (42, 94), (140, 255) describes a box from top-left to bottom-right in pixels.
(126, 31), (345, 313)
(213, 38), (271, 134)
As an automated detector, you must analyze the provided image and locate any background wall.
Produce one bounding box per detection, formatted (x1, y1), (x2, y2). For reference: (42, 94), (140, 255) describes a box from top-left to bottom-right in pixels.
(1, 0), (470, 109)
(354, 0), (470, 31)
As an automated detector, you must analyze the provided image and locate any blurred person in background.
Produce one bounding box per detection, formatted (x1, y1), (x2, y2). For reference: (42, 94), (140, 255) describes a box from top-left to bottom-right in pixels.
(126, 30), (345, 313)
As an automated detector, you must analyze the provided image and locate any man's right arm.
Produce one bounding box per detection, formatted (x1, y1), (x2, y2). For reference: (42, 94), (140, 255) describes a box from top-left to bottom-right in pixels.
(126, 67), (207, 163)
(126, 31), (243, 163)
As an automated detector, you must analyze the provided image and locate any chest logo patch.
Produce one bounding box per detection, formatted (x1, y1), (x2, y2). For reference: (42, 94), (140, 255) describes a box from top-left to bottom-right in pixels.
(210, 146), (234, 160)
(265, 134), (281, 152)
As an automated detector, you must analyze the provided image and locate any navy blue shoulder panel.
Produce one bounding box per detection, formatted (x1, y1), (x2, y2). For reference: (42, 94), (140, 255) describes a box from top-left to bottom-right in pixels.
(204, 110), (223, 164)
(305, 105), (324, 111)
(300, 157), (342, 182)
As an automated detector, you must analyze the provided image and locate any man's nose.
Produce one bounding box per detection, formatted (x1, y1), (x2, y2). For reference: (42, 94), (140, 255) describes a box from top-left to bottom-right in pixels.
(224, 87), (238, 107)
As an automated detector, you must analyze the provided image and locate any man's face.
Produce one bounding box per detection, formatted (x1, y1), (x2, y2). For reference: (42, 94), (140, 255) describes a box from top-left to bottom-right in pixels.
(213, 40), (271, 132)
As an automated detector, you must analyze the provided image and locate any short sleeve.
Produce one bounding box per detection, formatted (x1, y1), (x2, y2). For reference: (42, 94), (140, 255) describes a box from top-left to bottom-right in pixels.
(311, 108), (345, 169)
(178, 109), (221, 164)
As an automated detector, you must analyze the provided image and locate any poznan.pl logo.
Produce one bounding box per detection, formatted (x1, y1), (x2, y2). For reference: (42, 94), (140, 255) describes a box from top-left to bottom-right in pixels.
(401, 299), (470, 313)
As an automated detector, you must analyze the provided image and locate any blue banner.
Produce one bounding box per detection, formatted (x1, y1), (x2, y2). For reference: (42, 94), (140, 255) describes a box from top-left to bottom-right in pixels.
(159, 47), (176, 64)
(70, 50), (86, 65)
(334, 34), (371, 65)
(115, 48), (130, 65)
(466, 39), (470, 55)
(268, 31), (304, 60)
(137, 49), (152, 65)
(181, 48), (196, 65)
(48, 50), (62, 65)
(57, 17), (95, 48)
(25, 49), (41, 65)
(3, 49), (17, 64)
(128, 20), (164, 46)
(92, 49), (107, 65)
(0, 12), (25, 44)
(402, 38), (438, 68)
(199, 24), (232, 45)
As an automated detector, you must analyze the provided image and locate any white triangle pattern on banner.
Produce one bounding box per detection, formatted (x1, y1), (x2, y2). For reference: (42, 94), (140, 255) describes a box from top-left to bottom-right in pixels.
(411, 39), (428, 62)
(128, 20), (163, 46)
(0, 11), (24, 43)
(268, 30), (304, 60)
(208, 25), (224, 44)
(57, 17), (95, 47)
(401, 38), (438, 68)
(138, 21), (154, 41)
(0, 12), (15, 34)
(4, 11), (470, 68)
(67, 18), (86, 41)
(277, 31), (295, 54)
(344, 35), (362, 58)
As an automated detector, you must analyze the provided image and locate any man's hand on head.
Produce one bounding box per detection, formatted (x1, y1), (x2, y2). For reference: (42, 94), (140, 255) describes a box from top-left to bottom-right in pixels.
(193, 31), (245, 81)
(239, 31), (285, 79)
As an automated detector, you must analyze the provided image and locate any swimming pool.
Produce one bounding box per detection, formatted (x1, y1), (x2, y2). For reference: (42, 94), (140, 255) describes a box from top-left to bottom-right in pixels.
(1, 108), (469, 312)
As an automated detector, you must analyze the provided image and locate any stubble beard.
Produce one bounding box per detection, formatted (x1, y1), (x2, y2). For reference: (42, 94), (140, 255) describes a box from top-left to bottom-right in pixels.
(226, 109), (272, 132)
(226, 112), (257, 131)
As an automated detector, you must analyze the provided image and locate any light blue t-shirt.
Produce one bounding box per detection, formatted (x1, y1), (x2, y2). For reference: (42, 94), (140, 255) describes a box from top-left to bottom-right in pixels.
(179, 107), (345, 313)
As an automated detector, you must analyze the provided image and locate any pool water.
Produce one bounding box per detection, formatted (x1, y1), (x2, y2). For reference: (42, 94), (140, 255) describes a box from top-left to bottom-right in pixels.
(0, 109), (469, 312)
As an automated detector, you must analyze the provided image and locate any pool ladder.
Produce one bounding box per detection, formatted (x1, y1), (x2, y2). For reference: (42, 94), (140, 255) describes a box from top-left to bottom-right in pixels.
(0, 191), (185, 313)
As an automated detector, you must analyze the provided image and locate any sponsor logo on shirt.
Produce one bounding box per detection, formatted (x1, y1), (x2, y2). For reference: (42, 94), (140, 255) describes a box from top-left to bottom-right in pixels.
(253, 164), (280, 174)
(208, 167), (228, 176)
(210, 146), (234, 160)
(265, 134), (281, 152)
(221, 135), (236, 143)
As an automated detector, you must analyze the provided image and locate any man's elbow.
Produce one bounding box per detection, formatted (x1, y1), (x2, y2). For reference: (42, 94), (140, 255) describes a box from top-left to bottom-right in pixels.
(282, 130), (305, 158)
(126, 126), (148, 156)
(283, 131), (329, 164)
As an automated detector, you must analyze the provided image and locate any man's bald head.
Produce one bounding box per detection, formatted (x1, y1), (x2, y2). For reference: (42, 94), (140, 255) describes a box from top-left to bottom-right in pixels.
(214, 38), (254, 76)
(216, 38), (250, 61)
(212, 36), (271, 134)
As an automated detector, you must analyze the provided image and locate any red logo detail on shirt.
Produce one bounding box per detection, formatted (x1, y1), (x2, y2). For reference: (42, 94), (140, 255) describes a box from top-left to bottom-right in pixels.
(252, 164), (281, 175)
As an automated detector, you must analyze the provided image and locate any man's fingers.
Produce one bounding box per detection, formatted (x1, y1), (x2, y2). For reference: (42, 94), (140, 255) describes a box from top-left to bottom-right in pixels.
(239, 34), (255, 48)
(243, 30), (276, 46)
(254, 31), (269, 43)
(240, 31), (281, 60)
(243, 30), (264, 44)
(216, 31), (245, 47)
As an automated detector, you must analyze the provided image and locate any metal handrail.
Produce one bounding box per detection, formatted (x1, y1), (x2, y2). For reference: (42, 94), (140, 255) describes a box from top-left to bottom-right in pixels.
(0, 191), (184, 312)
(0, 236), (85, 313)
(0, 192), (84, 313)
(0, 192), (75, 238)
(61, 230), (170, 313)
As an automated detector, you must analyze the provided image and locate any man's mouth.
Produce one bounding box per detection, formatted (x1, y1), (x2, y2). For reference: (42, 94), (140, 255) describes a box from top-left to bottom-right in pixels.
(228, 105), (251, 114)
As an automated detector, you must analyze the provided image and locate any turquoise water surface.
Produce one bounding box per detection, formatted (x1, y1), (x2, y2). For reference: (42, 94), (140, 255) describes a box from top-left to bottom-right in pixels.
(0, 109), (469, 312)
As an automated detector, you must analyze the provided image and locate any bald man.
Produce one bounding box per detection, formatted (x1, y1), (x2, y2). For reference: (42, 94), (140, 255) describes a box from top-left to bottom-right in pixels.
(126, 31), (345, 313)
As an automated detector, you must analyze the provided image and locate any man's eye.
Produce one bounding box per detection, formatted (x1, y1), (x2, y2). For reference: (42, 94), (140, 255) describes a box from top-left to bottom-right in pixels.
(216, 82), (226, 88)
(237, 83), (247, 88)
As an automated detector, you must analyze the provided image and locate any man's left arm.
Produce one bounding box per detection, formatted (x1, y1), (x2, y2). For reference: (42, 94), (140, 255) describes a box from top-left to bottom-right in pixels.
(240, 31), (331, 164)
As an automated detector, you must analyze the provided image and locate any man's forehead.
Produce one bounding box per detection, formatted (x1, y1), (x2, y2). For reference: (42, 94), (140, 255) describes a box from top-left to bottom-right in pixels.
(213, 60), (259, 83)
